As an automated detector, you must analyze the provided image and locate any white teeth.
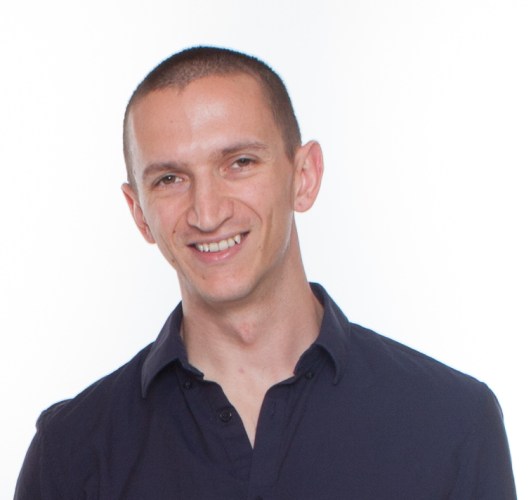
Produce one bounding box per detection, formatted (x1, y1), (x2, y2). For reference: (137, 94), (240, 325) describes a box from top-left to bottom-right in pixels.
(195, 234), (243, 253)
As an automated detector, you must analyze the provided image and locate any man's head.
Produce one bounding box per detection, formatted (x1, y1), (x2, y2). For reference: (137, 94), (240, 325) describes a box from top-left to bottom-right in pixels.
(123, 46), (302, 190)
(121, 47), (323, 307)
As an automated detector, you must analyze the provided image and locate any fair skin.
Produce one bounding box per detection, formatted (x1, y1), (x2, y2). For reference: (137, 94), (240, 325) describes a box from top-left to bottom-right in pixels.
(122, 73), (324, 446)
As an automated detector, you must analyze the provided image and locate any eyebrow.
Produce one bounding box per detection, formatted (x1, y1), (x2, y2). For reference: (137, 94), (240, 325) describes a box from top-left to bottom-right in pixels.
(217, 141), (270, 158)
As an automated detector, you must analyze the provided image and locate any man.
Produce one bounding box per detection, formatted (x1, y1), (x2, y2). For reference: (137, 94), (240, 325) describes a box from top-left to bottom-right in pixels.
(16, 47), (516, 499)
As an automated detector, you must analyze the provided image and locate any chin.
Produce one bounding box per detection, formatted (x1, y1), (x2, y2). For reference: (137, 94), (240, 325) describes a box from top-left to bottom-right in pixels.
(184, 274), (262, 308)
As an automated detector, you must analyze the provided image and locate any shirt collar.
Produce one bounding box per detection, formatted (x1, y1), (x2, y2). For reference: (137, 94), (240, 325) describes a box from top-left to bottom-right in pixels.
(141, 303), (188, 398)
(308, 282), (350, 384)
(141, 283), (350, 397)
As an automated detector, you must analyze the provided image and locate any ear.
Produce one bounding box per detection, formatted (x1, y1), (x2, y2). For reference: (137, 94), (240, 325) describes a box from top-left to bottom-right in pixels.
(121, 183), (156, 244)
(292, 140), (324, 212)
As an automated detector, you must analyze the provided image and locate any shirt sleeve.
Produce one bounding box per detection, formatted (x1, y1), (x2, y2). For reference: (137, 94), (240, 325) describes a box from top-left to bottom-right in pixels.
(14, 405), (68, 500)
(449, 384), (517, 499)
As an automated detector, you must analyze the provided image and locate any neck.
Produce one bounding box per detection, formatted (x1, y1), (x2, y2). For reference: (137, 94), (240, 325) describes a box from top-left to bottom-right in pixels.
(182, 278), (322, 383)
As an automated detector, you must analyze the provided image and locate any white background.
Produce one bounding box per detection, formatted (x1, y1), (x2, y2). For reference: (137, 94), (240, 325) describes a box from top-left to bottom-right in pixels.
(1, 1), (529, 497)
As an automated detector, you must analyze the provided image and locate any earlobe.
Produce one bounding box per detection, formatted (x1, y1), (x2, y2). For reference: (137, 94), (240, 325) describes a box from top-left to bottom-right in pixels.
(293, 141), (324, 213)
(121, 183), (156, 244)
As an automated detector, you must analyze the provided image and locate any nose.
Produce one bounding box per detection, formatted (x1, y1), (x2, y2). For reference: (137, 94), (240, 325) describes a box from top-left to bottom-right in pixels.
(186, 174), (233, 232)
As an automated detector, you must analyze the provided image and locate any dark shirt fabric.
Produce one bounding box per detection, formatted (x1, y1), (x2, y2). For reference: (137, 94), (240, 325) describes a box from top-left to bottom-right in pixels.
(16, 284), (516, 499)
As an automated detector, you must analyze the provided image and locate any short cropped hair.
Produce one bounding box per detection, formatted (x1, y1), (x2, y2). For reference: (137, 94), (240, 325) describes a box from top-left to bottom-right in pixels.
(123, 46), (302, 188)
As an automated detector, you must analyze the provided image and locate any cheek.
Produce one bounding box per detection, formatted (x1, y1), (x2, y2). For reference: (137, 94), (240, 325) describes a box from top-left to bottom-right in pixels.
(144, 200), (187, 240)
(247, 180), (295, 239)
(248, 170), (295, 209)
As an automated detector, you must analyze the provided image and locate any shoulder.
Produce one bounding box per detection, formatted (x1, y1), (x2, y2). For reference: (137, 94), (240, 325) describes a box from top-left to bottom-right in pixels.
(340, 323), (512, 466)
(315, 283), (487, 402)
(37, 343), (153, 439)
(344, 322), (494, 419)
(15, 345), (154, 498)
(348, 322), (481, 382)
(328, 321), (516, 497)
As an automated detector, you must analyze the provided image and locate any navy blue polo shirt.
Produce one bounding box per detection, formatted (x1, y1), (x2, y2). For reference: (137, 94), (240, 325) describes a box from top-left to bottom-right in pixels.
(16, 284), (516, 499)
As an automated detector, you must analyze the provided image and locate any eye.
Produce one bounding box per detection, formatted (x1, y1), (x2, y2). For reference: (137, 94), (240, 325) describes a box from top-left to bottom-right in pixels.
(157, 174), (183, 186)
(230, 157), (254, 170)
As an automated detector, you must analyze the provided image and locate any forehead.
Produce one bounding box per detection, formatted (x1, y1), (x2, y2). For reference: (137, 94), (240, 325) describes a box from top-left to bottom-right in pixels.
(126, 74), (281, 163)
(131, 73), (273, 124)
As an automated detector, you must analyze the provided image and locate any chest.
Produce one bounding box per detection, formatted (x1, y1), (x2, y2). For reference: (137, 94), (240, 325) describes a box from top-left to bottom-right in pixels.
(64, 363), (460, 499)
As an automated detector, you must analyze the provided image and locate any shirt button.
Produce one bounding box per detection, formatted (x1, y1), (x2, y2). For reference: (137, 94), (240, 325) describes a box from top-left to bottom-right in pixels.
(305, 370), (314, 380)
(218, 407), (233, 423)
(183, 379), (193, 389)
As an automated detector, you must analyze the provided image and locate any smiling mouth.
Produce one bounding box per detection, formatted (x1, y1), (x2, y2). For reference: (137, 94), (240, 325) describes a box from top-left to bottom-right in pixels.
(194, 233), (243, 253)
